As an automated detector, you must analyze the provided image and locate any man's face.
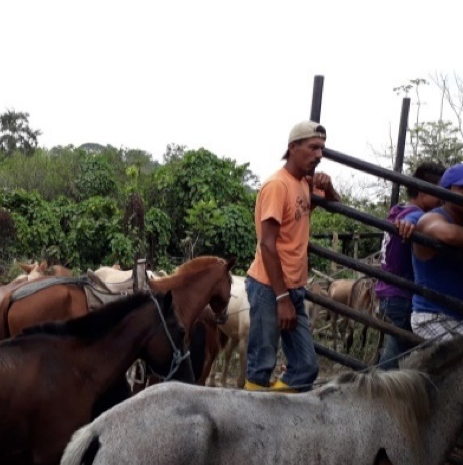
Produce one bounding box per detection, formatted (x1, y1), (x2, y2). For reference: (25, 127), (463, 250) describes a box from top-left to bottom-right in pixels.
(290, 137), (325, 175)
(421, 192), (442, 211)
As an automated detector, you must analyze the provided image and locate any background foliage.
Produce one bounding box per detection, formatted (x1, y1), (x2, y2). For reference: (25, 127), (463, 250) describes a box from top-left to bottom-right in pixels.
(2, 74), (462, 281)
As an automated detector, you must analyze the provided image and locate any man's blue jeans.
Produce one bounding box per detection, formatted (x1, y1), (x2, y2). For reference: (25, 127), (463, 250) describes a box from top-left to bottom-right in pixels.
(378, 297), (413, 370)
(245, 276), (319, 391)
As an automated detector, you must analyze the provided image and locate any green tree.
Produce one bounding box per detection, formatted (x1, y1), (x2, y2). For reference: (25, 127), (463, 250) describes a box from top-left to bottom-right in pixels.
(147, 147), (257, 263)
(0, 209), (16, 262)
(406, 120), (463, 172)
(145, 207), (172, 269)
(0, 189), (64, 260)
(183, 199), (225, 258)
(0, 148), (83, 200)
(163, 143), (186, 163)
(393, 78), (463, 173)
(0, 109), (41, 157)
(75, 155), (118, 200)
(124, 149), (157, 174)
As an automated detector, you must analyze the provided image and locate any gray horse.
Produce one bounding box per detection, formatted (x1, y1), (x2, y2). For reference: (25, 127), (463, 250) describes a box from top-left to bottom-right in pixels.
(61, 337), (463, 465)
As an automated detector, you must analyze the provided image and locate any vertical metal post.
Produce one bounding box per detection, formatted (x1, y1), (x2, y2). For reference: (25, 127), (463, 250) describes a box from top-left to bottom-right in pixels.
(331, 232), (339, 274)
(390, 98), (411, 207)
(310, 75), (324, 123)
(353, 233), (360, 278)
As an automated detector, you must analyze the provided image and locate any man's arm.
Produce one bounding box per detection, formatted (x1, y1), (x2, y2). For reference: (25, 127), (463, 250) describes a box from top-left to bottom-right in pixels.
(395, 210), (424, 239)
(260, 218), (297, 331)
(308, 173), (340, 212)
(418, 212), (463, 246)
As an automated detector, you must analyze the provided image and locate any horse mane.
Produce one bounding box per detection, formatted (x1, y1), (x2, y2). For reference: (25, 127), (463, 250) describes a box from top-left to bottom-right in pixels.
(334, 368), (429, 455)
(20, 292), (157, 341)
(150, 256), (227, 293)
(175, 256), (226, 275)
(400, 335), (463, 376)
(328, 337), (463, 456)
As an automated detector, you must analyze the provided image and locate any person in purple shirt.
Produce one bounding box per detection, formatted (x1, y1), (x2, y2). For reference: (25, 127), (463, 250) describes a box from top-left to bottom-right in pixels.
(376, 161), (445, 369)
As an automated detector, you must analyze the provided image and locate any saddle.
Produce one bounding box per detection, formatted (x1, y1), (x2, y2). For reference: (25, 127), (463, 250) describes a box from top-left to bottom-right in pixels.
(0, 260), (151, 338)
(84, 259), (150, 312)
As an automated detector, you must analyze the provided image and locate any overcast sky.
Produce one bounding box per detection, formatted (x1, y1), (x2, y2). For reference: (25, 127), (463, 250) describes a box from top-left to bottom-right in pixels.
(1, 0), (462, 188)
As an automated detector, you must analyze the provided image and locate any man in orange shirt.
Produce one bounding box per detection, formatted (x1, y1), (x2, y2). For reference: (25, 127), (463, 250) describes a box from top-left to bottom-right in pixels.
(245, 121), (340, 392)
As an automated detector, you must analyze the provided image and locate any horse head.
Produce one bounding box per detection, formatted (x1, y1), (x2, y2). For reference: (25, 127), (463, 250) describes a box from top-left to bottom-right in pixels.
(208, 257), (236, 324)
(15, 260), (48, 282)
(142, 290), (194, 384)
(149, 256), (237, 330)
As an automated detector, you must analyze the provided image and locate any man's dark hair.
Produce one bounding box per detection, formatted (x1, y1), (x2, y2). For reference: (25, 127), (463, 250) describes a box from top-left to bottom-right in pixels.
(283, 124), (326, 160)
(407, 161), (446, 198)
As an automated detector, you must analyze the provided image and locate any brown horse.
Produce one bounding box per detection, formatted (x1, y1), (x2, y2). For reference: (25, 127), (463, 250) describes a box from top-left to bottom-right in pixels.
(2, 256), (236, 340)
(131, 304), (223, 394)
(0, 291), (193, 465)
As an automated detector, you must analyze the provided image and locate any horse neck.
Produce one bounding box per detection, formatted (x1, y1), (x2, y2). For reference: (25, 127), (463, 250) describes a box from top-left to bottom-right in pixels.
(152, 269), (221, 333)
(78, 304), (156, 393)
(421, 365), (463, 464)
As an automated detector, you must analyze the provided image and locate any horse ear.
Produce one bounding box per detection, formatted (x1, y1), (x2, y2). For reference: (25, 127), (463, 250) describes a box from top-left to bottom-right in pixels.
(226, 257), (237, 271)
(39, 260), (48, 272)
(19, 263), (33, 273)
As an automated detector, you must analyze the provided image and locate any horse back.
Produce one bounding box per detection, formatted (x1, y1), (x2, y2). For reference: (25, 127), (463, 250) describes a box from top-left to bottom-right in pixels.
(0, 278), (46, 340)
(328, 279), (356, 306)
(7, 284), (88, 337)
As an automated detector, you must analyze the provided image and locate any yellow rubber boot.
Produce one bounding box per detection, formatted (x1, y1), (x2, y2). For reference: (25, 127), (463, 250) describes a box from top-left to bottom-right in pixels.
(244, 380), (268, 391)
(270, 379), (298, 394)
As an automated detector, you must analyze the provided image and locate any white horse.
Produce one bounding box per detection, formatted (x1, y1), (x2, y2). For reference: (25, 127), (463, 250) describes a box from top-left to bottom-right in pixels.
(61, 336), (463, 465)
(93, 266), (167, 283)
(12, 260), (48, 283)
(207, 275), (249, 388)
(207, 277), (327, 388)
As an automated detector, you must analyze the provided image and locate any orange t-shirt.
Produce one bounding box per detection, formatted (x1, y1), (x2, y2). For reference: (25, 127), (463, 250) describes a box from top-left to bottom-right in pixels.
(248, 167), (318, 289)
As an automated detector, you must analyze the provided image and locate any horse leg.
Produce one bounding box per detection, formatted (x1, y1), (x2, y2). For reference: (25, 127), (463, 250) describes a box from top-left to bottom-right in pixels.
(369, 330), (385, 366)
(237, 335), (248, 388)
(339, 317), (350, 352)
(361, 324), (368, 349)
(197, 355), (216, 386)
(331, 313), (338, 352)
(206, 359), (218, 387)
(197, 331), (220, 386)
(197, 323), (220, 386)
(220, 337), (238, 387)
(345, 320), (355, 354)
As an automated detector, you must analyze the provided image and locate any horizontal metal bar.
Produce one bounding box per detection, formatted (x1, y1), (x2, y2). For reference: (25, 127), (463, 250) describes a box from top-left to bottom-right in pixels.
(312, 194), (463, 260)
(323, 147), (463, 207)
(311, 232), (383, 240)
(309, 243), (463, 316)
(305, 288), (423, 345)
(313, 342), (367, 371)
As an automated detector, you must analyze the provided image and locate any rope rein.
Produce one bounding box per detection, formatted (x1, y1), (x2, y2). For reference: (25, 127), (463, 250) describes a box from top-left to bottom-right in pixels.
(127, 293), (191, 388)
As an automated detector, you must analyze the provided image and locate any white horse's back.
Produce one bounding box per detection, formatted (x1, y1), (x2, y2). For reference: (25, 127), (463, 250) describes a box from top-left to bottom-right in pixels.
(61, 381), (419, 465)
(93, 267), (167, 284)
(93, 267), (133, 283)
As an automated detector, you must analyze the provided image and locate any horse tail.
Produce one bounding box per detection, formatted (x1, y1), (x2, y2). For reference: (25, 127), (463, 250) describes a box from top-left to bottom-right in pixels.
(60, 427), (100, 465)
